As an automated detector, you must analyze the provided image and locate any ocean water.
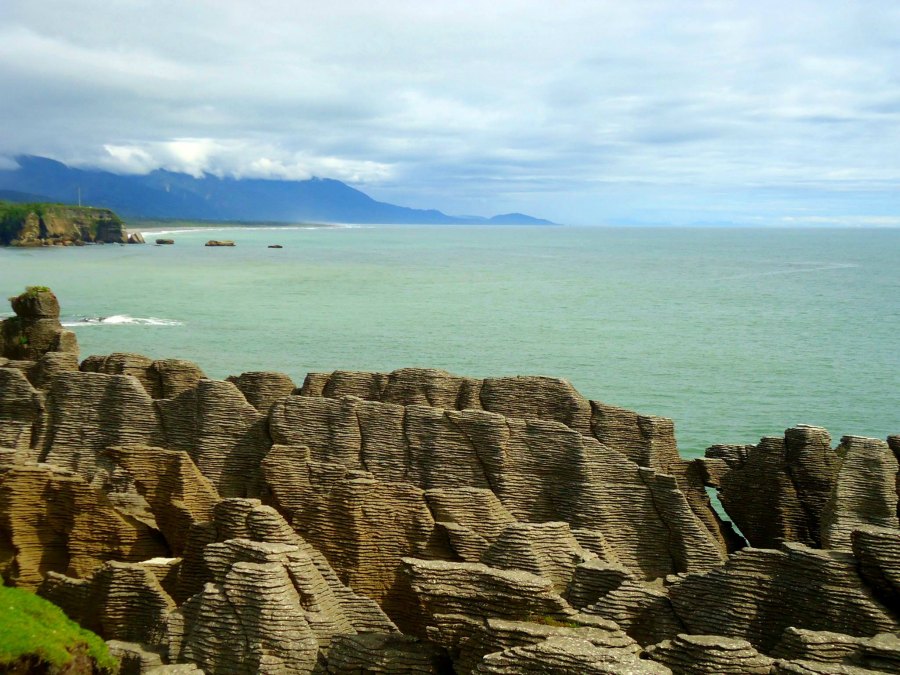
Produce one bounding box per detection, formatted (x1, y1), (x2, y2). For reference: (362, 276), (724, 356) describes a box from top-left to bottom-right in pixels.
(1, 225), (897, 458)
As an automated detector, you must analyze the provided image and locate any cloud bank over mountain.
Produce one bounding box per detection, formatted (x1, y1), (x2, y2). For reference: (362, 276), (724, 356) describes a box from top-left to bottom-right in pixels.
(1, 1), (898, 225)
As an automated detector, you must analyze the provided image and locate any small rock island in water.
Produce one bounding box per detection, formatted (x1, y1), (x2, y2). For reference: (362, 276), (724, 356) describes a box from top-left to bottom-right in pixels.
(1, 286), (898, 674)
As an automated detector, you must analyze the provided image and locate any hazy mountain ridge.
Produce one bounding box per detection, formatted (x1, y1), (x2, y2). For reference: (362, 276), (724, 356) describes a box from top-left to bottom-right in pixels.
(0, 156), (554, 225)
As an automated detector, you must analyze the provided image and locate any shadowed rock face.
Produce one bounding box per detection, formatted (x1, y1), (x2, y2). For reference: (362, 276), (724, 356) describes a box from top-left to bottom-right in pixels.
(705, 426), (899, 551)
(1, 308), (900, 674)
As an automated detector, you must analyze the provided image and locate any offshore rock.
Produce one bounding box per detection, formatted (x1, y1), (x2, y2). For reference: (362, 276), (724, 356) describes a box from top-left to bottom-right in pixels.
(1, 287), (79, 361)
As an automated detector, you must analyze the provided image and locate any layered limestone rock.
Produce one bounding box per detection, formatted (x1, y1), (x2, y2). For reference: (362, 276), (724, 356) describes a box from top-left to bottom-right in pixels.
(39, 560), (176, 653)
(0, 366), (42, 452)
(667, 543), (900, 653)
(706, 428), (899, 550)
(0, 463), (167, 587)
(821, 436), (900, 550)
(169, 499), (398, 673)
(261, 444), (448, 630)
(96, 445), (220, 555)
(1, 287), (78, 361)
(645, 633), (775, 674)
(39, 371), (166, 478)
(80, 354), (206, 399)
(226, 371), (296, 412)
(301, 367), (736, 554)
(269, 394), (725, 582)
(158, 379), (268, 498)
(476, 634), (671, 674)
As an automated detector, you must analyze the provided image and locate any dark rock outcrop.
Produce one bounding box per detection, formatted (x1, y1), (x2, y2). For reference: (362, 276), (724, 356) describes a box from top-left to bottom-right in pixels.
(1, 287), (78, 361)
(0, 202), (127, 246)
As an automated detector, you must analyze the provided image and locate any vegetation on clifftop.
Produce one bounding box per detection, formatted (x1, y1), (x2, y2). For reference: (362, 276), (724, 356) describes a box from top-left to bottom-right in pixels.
(0, 585), (117, 672)
(0, 201), (127, 246)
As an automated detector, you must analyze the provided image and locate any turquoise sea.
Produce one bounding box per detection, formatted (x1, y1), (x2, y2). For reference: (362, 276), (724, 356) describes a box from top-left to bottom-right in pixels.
(1, 225), (898, 458)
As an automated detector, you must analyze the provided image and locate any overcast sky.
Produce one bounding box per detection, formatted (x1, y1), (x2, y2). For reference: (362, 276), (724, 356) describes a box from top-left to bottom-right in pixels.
(1, 1), (898, 225)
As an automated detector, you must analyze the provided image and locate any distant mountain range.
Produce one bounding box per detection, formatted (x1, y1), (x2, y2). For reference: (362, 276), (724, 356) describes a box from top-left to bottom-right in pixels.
(0, 156), (554, 225)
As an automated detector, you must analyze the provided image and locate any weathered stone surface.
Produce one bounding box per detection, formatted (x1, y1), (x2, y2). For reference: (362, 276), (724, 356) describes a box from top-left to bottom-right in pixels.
(645, 633), (774, 674)
(324, 633), (450, 673)
(0, 366), (43, 452)
(262, 444), (447, 630)
(565, 559), (636, 610)
(1, 287), (78, 361)
(480, 521), (595, 593)
(852, 526), (900, 611)
(668, 543), (900, 652)
(821, 436), (899, 550)
(26, 351), (80, 389)
(98, 445), (220, 555)
(0, 464), (167, 587)
(476, 634), (670, 674)
(171, 526), (399, 673)
(39, 371), (165, 479)
(772, 628), (900, 673)
(226, 371), (296, 412)
(40, 560), (176, 651)
(708, 428), (900, 553)
(580, 580), (684, 646)
(269, 395), (724, 581)
(106, 640), (166, 675)
(158, 379), (268, 498)
(707, 427), (841, 549)
(80, 354), (207, 399)
(302, 367), (736, 554)
(403, 557), (574, 625)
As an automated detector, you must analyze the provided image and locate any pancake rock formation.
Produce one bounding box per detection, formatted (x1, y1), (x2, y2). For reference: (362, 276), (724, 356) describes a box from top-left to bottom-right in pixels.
(0, 287), (899, 674)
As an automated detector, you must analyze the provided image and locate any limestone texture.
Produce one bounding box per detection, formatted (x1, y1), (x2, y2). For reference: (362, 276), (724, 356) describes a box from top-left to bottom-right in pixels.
(2, 301), (900, 674)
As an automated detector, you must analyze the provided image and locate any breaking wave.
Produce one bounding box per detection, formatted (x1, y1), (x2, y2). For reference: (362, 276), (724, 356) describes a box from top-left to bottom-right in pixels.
(62, 315), (183, 327)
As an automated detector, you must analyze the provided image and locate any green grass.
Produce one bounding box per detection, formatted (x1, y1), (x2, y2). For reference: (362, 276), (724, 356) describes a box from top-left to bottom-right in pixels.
(0, 585), (117, 672)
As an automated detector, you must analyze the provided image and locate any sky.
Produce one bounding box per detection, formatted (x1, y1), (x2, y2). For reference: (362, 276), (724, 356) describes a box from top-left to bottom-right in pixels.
(1, 1), (899, 225)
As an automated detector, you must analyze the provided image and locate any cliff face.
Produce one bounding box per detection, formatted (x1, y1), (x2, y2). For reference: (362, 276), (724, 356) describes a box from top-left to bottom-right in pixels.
(1, 288), (899, 674)
(0, 202), (128, 246)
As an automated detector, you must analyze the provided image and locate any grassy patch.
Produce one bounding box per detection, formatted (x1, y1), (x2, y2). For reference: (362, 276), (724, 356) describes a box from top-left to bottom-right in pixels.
(0, 585), (117, 672)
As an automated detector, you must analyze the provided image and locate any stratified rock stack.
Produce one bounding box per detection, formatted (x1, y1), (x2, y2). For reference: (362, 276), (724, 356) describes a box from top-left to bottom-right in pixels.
(1, 290), (899, 673)
(1, 287), (78, 361)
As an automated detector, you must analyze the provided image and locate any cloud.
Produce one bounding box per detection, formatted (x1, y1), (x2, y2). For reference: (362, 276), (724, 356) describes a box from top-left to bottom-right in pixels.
(0, 0), (898, 223)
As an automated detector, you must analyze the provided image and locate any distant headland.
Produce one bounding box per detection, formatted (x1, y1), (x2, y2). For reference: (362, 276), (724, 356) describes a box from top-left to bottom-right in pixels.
(0, 156), (555, 226)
